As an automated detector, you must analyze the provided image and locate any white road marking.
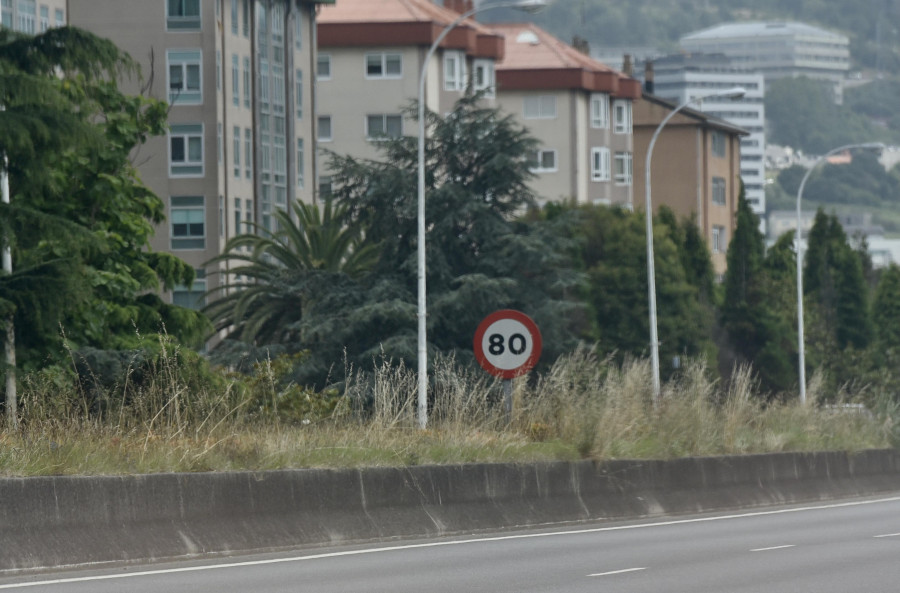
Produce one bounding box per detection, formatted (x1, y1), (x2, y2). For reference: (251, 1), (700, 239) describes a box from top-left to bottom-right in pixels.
(589, 567), (646, 577)
(873, 533), (900, 538)
(750, 545), (796, 552)
(3, 496), (900, 589)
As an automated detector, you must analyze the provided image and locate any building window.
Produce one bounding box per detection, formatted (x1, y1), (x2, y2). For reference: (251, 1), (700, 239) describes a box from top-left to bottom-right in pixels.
(472, 59), (495, 97)
(230, 0), (237, 34)
(215, 50), (221, 91)
(242, 0), (250, 37)
(712, 225), (726, 254)
(233, 126), (241, 178)
(318, 115), (332, 142)
(218, 196), (224, 237)
(613, 100), (632, 134)
(17, 0), (35, 33)
(443, 50), (466, 91)
(317, 54), (332, 80)
(523, 95), (556, 119)
(233, 198), (241, 236)
(711, 131), (726, 157)
(1, 0), (12, 29)
(591, 93), (609, 129)
(167, 50), (202, 105)
(173, 270), (207, 310)
(38, 4), (47, 31)
(366, 52), (402, 79)
(170, 196), (205, 250)
(614, 151), (632, 185)
(296, 138), (304, 189)
(241, 56), (250, 108)
(53, 8), (62, 26)
(366, 114), (402, 140)
(166, 0), (200, 31)
(528, 149), (557, 173)
(169, 124), (203, 177)
(591, 147), (610, 182)
(244, 128), (252, 179)
(294, 9), (302, 49)
(232, 53), (239, 106)
(295, 69), (303, 119)
(712, 176), (726, 205)
(319, 176), (333, 198)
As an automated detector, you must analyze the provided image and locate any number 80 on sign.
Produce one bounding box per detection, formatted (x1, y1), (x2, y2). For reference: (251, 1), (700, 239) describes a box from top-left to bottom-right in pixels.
(473, 310), (542, 379)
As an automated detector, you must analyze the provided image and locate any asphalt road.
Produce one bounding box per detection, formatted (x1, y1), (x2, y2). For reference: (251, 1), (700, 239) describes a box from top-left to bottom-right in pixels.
(4, 495), (900, 592)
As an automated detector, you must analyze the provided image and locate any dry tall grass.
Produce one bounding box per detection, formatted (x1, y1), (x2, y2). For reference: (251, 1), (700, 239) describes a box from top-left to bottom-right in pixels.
(0, 346), (891, 476)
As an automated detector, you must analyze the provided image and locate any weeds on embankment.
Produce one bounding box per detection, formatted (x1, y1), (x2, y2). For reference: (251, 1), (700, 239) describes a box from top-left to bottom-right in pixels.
(0, 345), (893, 476)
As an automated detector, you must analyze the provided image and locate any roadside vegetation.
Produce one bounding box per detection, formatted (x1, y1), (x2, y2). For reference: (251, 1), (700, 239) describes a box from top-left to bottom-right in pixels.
(3, 28), (900, 476)
(0, 342), (893, 477)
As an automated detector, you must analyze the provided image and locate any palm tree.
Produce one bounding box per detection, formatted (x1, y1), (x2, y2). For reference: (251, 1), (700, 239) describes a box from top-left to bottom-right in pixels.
(204, 198), (380, 346)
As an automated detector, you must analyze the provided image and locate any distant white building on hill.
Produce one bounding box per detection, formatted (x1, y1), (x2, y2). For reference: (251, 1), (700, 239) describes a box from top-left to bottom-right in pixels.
(679, 21), (850, 103)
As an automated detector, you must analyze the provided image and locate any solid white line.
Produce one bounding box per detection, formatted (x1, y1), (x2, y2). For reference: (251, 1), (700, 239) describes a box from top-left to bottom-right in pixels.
(750, 545), (796, 552)
(873, 533), (900, 538)
(3, 495), (900, 589)
(589, 567), (646, 577)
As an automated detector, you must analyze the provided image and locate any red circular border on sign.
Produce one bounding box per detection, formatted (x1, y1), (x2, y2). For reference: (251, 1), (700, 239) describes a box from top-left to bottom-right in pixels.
(473, 309), (543, 379)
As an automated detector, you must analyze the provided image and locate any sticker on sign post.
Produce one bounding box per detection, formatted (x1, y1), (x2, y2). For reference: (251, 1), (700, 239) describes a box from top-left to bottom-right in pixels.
(474, 310), (542, 379)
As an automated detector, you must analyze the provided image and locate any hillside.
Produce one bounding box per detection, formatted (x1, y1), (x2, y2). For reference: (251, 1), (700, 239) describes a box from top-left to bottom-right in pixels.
(482, 0), (900, 76)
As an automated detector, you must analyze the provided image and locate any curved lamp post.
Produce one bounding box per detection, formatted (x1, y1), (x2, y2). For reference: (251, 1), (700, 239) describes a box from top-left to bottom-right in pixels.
(794, 142), (885, 405)
(417, 0), (548, 429)
(644, 87), (746, 403)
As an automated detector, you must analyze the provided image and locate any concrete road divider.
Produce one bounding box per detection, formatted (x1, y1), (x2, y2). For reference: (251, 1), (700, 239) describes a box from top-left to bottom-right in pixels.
(2, 449), (900, 572)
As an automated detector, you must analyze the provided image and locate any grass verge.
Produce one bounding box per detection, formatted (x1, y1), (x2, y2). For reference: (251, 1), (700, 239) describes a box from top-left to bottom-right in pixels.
(0, 346), (893, 476)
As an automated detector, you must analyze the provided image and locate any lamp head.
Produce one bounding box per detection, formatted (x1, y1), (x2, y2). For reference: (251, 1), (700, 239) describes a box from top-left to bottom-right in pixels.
(502, 0), (549, 13)
(720, 86), (747, 99)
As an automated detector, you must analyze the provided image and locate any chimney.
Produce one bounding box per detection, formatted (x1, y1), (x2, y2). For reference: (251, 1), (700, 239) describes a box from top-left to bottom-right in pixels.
(622, 54), (633, 76)
(572, 35), (590, 56)
(644, 60), (654, 94)
(444, 0), (474, 14)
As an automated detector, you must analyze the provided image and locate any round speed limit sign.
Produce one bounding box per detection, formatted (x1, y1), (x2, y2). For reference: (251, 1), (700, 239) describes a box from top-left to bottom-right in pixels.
(474, 310), (542, 379)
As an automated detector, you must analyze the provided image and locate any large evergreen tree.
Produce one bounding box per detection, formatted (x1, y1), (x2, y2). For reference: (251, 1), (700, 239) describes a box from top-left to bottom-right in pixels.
(324, 95), (584, 378)
(721, 189), (795, 393)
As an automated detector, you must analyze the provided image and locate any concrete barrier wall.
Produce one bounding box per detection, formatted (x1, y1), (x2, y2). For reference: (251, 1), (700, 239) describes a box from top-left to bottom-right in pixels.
(2, 449), (900, 572)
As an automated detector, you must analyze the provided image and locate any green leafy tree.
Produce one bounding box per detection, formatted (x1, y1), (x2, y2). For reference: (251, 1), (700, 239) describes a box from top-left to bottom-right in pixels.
(555, 203), (715, 375)
(872, 264), (900, 354)
(1, 27), (207, 373)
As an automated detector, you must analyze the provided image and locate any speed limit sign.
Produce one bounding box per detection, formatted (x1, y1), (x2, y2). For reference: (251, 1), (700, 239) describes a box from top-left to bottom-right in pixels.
(474, 310), (542, 379)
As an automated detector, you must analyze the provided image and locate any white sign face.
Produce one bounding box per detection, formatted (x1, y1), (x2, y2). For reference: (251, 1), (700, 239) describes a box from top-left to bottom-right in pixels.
(479, 318), (535, 371)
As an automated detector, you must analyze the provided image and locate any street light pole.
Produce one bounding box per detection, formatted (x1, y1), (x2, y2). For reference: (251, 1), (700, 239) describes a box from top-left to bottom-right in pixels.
(416, 0), (546, 430)
(1, 144), (14, 430)
(794, 142), (884, 405)
(644, 87), (745, 403)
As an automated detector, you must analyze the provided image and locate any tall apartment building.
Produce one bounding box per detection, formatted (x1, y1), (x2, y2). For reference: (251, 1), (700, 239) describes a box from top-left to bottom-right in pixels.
(315, 0), (506, 193)
(0, 0), (66, 32)
(680, 22), (850, 103)
(492, 23), (641, 206)
(68, 0), (330, 309)
(637, 53), (767, 230)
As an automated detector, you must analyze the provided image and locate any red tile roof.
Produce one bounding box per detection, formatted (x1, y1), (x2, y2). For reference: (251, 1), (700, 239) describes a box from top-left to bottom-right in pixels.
(492, 23), (641, 98)
(318, 0), (504, 59)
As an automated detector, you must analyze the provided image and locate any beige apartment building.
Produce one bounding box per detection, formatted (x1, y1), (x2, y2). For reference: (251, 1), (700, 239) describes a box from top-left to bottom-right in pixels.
(633, 93), (747, 276)
(68, 0), (331, 309)
(315, 0), (505, 192)
(1, 0), (66, 32)
(492, 23), (641, 206)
